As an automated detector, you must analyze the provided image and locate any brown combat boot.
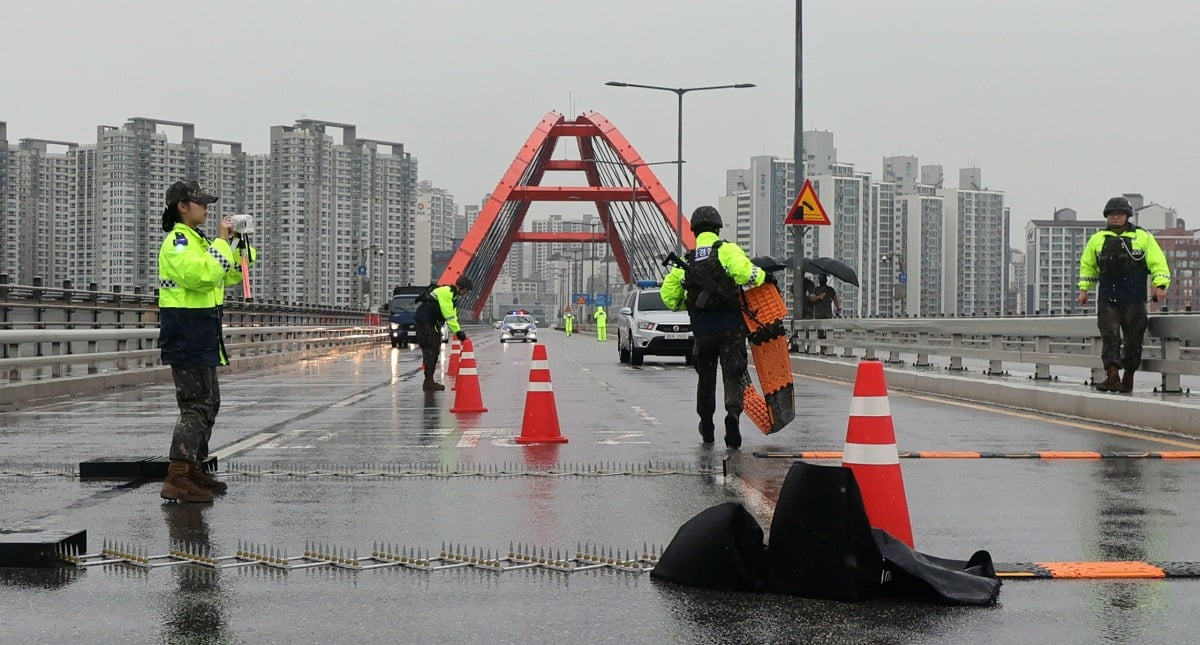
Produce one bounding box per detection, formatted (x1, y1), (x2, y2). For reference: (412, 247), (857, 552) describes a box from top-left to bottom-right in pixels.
(1119, 369), (1135, 394)
(1095, 366), (1121, 392)
(188, 462), (228, 494)
(423, 378), (446, 391)
(160, 460), (214, 503)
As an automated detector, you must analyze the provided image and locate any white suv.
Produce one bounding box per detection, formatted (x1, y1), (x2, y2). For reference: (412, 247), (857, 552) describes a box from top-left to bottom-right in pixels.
(615, 287), (693, 366)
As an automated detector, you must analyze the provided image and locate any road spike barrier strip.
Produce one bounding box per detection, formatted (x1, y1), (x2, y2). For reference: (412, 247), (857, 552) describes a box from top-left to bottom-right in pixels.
(62, 539), (670, 575)
(57, 541), (1200, 579)
(0, 460), (721, 479)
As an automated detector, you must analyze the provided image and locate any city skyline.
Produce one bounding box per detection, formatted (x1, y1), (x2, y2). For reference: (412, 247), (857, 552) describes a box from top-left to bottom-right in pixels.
(2, 0), (1196, 247)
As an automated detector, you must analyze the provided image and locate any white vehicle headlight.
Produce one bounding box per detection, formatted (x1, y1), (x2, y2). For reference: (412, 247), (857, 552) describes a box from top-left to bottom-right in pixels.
(389, 322), (400, 330)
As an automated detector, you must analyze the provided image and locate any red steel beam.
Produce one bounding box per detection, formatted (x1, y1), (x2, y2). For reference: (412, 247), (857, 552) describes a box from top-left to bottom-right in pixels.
(509, 186), (654, 202)
(512, 232), (608, 243)
(549, 123), (603, 137)
(542, 160), (591, 171)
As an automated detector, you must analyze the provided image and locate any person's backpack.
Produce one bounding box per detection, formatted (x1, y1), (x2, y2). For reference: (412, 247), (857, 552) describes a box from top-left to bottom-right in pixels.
(415, 283), (439, 303)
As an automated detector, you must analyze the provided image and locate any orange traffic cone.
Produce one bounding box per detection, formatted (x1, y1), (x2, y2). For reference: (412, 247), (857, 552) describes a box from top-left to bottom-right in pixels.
(449, 338), (488, 413)
(516, 343), (568, 444)
(840, 360), (914, 548)
(447, 339), (462, 378)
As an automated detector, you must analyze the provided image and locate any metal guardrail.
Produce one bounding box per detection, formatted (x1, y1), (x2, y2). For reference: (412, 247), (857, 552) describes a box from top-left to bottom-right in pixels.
(0, 326), (383, 384)
(790, 314), (1200, 393)
(0, 274), (371, 329)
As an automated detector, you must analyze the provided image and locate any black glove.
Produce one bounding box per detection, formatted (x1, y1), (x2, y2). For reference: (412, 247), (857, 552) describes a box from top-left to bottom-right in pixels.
(455, 330), (467, 342)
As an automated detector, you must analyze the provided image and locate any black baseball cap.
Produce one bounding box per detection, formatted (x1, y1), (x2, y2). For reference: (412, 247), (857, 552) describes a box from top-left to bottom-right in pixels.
(165, 180), (218, 205)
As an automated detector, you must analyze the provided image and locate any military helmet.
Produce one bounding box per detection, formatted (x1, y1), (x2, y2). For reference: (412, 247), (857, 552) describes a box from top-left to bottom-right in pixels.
(1102, 196), (1134, 218)
(690, 206), (723, 234)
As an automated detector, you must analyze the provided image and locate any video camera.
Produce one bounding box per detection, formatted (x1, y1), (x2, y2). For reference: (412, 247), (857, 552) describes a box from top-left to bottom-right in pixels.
(230, 214), (255, 236)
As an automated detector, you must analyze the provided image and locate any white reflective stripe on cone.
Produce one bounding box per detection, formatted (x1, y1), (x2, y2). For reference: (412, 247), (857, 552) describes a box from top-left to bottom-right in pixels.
(848, 396), (891, 417)
(458, 368), (478, 376)
(527, 382), (553, 392)
(530, 360), (549, 369)
(843, 442), (900, 465)
(461, 352), (475, 360)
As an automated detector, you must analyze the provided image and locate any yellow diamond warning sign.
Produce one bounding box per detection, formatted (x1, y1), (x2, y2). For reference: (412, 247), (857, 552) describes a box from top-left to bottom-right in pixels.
(784, 179), (831, 226)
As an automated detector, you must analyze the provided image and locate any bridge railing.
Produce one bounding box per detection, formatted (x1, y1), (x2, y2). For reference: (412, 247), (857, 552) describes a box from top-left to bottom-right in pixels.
(0, 325), (385, 409)
(791, 314), (1200, 393)
(0, 276), (385, 408)
(0, 274), (370, 329)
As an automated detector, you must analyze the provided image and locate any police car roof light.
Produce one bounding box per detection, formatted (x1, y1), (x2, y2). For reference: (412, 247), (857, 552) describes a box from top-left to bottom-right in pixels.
(635, 280), (660, 289)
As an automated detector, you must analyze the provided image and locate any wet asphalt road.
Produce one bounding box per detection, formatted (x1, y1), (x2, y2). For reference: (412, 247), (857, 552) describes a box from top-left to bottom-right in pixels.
(3, 326), (1200, 643)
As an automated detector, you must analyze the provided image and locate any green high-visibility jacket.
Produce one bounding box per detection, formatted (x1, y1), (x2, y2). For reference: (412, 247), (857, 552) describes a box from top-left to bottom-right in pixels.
(158, 223), (236, 367)
(414, 285), (463, 334)
(1078, 225), (1170, 304)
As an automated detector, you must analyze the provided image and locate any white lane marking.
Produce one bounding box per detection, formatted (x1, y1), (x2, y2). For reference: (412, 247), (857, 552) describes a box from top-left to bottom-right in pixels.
(332, 393), (369, 408)
(650, 366), (664, 371)
(630, 406), (662, 426)
(457, 431), (483, 448)
(596, 431), (650, 445)
(727, 475), (777, 537)
(211, 432), (277, 460)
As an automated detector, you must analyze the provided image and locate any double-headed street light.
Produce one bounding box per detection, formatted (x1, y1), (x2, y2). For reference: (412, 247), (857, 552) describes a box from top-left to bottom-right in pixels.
(604, 81), (756, 253)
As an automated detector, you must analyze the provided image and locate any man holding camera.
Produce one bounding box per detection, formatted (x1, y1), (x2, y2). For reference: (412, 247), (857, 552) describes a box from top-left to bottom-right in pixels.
(413, 276), (473, 391)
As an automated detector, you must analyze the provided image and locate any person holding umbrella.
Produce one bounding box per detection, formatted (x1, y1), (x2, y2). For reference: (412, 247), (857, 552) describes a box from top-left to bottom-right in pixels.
(809, 274), (841, 320)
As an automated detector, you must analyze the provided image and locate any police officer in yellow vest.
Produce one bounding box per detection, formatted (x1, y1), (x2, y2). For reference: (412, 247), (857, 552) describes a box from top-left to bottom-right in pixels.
(594, 306), (607, 341)
(157, 180), (242, 503)
(413, 277), (472, 391)
(1078, 196), (1170, 393)
(563, 308), (574, 336)
(662, 206), (765, 449)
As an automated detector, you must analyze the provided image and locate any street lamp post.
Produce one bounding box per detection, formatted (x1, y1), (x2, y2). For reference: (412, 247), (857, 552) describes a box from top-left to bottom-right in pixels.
(588, 221), (599, 303)
(605, 81), (755, 254)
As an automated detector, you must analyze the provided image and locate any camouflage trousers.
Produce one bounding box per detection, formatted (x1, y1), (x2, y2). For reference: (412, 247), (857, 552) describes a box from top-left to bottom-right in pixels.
(693, 328), (748, 429)
(416, 324), (443, 380)
(168, 366), (221, 463)
(1097, 301), (1148, 372)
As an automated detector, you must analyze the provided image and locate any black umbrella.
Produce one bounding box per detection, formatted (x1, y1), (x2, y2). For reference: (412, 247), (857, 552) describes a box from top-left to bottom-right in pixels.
(750, 255), (789, 273)
(802, 257), (859, 287)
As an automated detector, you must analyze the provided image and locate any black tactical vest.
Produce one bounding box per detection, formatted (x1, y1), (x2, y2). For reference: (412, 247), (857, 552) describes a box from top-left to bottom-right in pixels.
(1097, 234), (1145, 277)
(683, 241), (742, 313)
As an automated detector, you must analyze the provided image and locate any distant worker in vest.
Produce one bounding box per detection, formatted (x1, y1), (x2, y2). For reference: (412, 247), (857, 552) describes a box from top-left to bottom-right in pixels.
(661, 206), (765, 449)
(1077, 196), (1170, 393)
(413, 276), (472, 391)
(594, 305), (607, 342)
(158, 180), (240, 503)
(563, 308), (575, 336)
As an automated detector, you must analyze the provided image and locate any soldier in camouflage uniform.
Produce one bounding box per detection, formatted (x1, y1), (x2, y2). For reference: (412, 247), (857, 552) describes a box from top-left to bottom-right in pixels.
(158, 180), (240, 502)
(661, 206), (765, 449)
(1078, 196), (1170, 393)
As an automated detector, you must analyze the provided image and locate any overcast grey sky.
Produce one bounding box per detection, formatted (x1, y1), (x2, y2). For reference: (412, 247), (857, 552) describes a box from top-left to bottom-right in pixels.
(5, 0), (1197, 244)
